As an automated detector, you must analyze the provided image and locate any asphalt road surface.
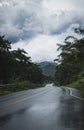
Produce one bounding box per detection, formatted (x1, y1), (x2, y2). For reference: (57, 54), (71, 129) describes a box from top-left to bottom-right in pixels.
(0, 84), (84, 130)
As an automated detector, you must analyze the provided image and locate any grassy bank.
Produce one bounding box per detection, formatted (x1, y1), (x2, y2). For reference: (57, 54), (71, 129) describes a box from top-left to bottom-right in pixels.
(54, 78), (84, 98)
(67, 78), (84, 98)
(0, 81), (45, 96)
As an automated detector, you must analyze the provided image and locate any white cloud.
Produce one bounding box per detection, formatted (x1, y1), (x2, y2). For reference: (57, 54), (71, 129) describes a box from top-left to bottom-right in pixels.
(12, 35), (59, 62)
(43, 0), (84, 13)
(11, 24), (79, 62)
(0, 0), (84, 40)
(0, 1), (10, 6)
(0, 0), (84, 62)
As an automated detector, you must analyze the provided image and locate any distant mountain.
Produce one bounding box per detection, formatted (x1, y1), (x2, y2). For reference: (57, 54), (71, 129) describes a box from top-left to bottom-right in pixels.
(37, 61), (56, 78)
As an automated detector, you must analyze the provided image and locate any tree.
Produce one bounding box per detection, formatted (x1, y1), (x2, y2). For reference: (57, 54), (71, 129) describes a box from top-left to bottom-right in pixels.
(27, 64), (43, 83)
(0, 35), (11, 52)
(0, 36), (44, 84)
(55, 28), (84, 85)
(0, 36), (11, 83)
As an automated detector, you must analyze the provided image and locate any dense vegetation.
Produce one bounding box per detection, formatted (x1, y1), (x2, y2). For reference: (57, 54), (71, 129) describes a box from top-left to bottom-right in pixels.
(55, 27), (84, 97)
(0, 36), (44, 95)
(37, 61), (56, 81)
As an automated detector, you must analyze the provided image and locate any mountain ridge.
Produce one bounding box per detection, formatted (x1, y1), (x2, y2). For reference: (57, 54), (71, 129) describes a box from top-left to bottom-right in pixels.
(37, 61), (56, 78)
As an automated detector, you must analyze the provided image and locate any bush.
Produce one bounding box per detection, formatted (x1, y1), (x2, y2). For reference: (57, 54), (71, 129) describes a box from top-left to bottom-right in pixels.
(69, 78), (84, 98)
(0, 80), (45, 96)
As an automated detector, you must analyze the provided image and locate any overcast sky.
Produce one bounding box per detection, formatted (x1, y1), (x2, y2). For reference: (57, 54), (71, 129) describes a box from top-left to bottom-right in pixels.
(0, 0), (84, 62)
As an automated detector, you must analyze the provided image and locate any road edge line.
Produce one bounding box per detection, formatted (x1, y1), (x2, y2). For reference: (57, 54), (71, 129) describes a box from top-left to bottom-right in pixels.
(69, 88), (84, 101)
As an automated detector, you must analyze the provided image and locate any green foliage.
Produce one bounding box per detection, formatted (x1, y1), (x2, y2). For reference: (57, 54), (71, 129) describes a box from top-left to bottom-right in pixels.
(0, 36), (12, 83)
(0, 36), (44, 86)
(0, 81), (45, 95)
(69, 77), (84, 98)
(55, 28), (84, 87)
(38, 62), (56, 83)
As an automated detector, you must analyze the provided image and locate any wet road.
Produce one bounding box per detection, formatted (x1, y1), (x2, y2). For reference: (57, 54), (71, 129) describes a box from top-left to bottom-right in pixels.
(0, 84), (84, 130)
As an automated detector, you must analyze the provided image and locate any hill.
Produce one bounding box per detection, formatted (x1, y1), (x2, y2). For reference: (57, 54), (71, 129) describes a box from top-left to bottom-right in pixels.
(37, 61), (56, 78)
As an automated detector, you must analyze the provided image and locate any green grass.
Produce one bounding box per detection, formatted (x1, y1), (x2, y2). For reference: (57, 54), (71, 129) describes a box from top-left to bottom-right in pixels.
(0, 81), (45, 96)
(68, 78), (84, 98)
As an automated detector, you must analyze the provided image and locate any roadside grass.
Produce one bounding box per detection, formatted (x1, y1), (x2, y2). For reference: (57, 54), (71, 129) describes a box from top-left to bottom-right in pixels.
(67, 78), (84, 98)
(54, 78), (84, 98)
(0, 89), (11, 95)
(0, 81), (46, 96)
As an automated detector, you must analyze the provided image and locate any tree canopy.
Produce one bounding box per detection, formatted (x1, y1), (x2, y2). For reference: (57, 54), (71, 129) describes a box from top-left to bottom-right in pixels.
(0, 36), (43, 84)
(55, 27), (84, 85)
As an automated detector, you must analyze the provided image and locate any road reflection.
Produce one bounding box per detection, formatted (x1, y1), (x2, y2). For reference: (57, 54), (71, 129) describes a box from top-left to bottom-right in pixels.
(0, 108), (27, 126)
(59, 94), (84, 130)
(0, 87), (84, 130)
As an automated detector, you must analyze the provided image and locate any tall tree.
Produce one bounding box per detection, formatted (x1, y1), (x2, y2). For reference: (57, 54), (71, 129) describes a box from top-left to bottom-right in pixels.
(0, 36), (44, 84)
(55, 28), (84, 85)
(0, 36), (11, 83)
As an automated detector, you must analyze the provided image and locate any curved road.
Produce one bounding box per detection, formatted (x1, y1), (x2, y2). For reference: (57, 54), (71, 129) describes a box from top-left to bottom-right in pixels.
(0, 84), (84, 130)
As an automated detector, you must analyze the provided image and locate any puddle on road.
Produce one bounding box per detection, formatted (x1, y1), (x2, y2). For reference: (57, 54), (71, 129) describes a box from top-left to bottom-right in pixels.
(0, 97), (84, 130)
(0, 108), (27, 126)
(0, 114), (13, 126)
(58, 96), (84, 130)
(28, 103), (59, 115)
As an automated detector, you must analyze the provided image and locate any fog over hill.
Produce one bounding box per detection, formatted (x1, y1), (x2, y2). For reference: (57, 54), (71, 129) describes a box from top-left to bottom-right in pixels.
(37, 61), (56, 78)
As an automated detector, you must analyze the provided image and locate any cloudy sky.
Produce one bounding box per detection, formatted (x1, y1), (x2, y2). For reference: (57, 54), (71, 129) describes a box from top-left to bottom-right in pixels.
(0, 0), (84, 62)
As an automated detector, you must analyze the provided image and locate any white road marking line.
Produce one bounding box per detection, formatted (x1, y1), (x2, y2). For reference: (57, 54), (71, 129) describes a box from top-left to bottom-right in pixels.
(69, 88), (84, 101)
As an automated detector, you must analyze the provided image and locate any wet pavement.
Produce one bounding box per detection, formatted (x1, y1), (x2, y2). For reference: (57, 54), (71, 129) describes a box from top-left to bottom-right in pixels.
(0, 84), (84, 130)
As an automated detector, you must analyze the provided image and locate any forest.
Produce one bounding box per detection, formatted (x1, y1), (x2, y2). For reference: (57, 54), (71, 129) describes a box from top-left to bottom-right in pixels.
(55, 27), (84, 97)
(0, 36), (45, 94)
(1, 27), (84, 96)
